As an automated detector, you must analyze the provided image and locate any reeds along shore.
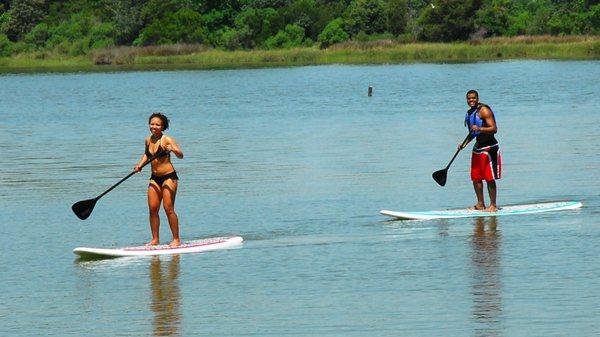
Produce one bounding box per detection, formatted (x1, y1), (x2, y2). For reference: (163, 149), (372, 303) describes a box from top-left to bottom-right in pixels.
(1, 36), (599, 73)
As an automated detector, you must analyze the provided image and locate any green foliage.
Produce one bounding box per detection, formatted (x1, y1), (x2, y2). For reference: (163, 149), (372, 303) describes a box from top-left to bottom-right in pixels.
(588, 4), (600, 33)
(505, 10), (529, 36)
(279, 0), (321, 39)
(89, 22), (116, 49)
(234, 7), (283, 48)
(46, 12), (92, 47)
(474, 0), (509, 37)
(102, 0), (143, 44)
(417, 0), (482, 42)
(135, 8), (205, 45)
(354, 31), (395, 42)
(318, 17), (349, 48)
(265, 24), (308, 49)
(343, 0), (388, 36)
(216, 26), (249, 50)
(0, 32), (12, 56)
(24, 22), (50, 46)
(385, 0), (408, 36)
(2, 0), (46, 41)
(0, 0), (597, 57)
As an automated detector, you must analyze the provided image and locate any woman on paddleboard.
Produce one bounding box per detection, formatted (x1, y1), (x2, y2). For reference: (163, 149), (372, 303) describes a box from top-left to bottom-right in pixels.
(134, 112), (184, 247)
(460, 90), (502, 212)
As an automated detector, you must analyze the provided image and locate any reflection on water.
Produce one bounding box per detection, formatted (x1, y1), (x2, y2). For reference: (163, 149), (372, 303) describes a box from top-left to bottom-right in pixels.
(471, 217), (503, 337)
(150, 255), (181, 337)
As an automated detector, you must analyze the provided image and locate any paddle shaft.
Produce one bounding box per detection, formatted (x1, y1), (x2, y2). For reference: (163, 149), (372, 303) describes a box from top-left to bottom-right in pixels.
(94, 150), (166, 201)
(444, 134), (471, 170)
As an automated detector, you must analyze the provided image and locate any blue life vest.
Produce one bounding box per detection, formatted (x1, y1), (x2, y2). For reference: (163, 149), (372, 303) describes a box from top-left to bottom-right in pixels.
(465, 104), (498, 147)
(465, 105), (485, 137)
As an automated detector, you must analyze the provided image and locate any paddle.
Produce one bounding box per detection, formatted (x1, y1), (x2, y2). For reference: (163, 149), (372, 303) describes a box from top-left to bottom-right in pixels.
(72, 150), (166, 220)
(432, 134), (471, 186)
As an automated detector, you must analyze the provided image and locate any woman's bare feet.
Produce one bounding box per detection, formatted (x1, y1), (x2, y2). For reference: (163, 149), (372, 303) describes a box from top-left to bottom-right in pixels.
(169, 239), (181, 248)
(146, 239), (160, 246)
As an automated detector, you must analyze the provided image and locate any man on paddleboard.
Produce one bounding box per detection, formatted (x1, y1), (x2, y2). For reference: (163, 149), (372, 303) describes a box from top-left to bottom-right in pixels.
(460, 90), (502, 212)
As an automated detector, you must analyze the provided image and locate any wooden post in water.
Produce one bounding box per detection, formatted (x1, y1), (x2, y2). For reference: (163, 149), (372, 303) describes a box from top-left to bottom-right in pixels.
(368, 86), (373, 97)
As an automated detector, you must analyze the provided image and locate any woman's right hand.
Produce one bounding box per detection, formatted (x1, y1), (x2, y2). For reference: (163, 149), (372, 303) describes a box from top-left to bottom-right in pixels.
(134, 164), (141, 173)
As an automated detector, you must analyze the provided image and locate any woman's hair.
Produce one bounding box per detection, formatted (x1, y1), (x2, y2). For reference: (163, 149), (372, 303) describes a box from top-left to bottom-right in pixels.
(148, 112), (169, 131)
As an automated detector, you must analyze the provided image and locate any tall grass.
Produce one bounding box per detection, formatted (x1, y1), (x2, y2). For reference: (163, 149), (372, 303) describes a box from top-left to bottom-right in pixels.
(1, 36), (599, 73)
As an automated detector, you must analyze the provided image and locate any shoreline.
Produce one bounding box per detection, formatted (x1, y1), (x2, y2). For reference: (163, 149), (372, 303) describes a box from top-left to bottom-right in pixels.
(1, 37), (599, 74)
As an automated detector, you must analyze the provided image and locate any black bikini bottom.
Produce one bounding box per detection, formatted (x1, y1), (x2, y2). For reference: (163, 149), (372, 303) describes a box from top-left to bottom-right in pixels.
(150, 171), (179, 186)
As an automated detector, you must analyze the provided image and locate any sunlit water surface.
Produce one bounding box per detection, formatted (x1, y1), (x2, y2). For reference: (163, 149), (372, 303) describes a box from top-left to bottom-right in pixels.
(1, 61), (599, 336)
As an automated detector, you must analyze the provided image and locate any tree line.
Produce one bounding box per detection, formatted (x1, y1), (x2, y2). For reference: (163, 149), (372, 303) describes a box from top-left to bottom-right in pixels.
(1, 0), (599, 57)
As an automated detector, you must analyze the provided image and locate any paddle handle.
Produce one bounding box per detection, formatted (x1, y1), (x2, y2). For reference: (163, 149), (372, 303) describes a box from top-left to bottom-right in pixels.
(446, 134), (471, 169)
(95, 150), (166, 200)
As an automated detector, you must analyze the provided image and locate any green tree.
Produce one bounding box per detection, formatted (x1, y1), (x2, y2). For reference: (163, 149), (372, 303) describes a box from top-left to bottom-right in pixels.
(0, 32), (12, 56)
(474, 0), (509, 37)
(2, 0), (46, 41)
(139, 0), (201, 25)
(233, 7), (283, 48)
(103, 0), (143, 44)
(136, 8), (205, 45)
(265, 23), (307, 49)
(343, 0), (387, 36)
(216, 25), (249, 50)
(385, 0), (409, 36)
(587, 4), (600, 33)
(89, 22), (116, 49)
(280, 0), (322, 40)
(23, 21), (50, 46)
(417, 0), (483, 41)
(318, 17), (349, 48)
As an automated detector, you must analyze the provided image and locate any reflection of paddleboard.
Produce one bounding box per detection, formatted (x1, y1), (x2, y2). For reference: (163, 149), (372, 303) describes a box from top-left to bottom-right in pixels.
(380, 201), (582, 220)
(74, 236), (243, 258)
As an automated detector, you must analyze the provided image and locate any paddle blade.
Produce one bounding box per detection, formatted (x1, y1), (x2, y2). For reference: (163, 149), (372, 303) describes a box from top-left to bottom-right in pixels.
(432, 169), (448, 186)
(72, 198), (97, 220)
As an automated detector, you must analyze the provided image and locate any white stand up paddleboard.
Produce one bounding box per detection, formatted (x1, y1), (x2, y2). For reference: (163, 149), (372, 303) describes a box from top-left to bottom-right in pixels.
(74, 236), (243, 258)
(380, 201), (582, 220)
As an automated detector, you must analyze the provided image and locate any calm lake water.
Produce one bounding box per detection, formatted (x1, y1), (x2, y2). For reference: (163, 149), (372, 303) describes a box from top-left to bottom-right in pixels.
(1, 61), (599, 336)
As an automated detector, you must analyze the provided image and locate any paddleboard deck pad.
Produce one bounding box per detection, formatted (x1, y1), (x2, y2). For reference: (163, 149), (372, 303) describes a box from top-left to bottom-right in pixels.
(380, 201), (582, 220)
(74, 236), (243, 258)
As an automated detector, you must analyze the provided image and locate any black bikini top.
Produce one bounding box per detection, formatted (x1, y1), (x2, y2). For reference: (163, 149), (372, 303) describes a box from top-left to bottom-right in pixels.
(145, 136), (169, 158)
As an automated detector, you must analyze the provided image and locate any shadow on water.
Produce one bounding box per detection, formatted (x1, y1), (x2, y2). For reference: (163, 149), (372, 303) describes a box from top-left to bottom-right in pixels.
(150, 255), (182, 337)
(470, 217), (503, 337)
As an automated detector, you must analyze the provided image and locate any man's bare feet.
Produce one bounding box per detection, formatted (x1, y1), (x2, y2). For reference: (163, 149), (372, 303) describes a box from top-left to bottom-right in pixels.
(484, 205), (498, 212)
(468, 204), (486, 210)
(169, 239), (181, 248)
(146, 239), (160, 246)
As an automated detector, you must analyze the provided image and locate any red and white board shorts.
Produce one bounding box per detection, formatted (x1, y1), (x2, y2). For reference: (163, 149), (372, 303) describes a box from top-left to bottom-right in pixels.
(471, 145), (502, 182)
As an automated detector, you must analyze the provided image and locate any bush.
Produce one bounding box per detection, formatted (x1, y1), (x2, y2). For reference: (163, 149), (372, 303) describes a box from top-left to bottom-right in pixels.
(417, 0), (481, 42)
(216, 26), (246, 50)
(2, 0), (46, 41)
(318, 18), (349, 48)
(24, 22), (50, 47)
(136, 8), (205, 46)
(506, 11), (530, 36)
(45, 12), (93, 49)
(88, 22), (116, 50)
(265, 24), (307, 49)
(233, 7), (283, 48)
(0, 33), (13, 56)
(343, 0), (387, 36)
(475, 1), (509, 37)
